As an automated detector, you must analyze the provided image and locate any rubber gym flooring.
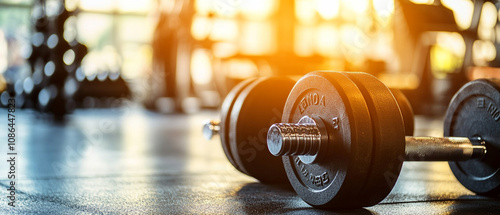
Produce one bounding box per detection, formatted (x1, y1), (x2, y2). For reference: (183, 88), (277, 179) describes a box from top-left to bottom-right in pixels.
(1, 107), (499, 214)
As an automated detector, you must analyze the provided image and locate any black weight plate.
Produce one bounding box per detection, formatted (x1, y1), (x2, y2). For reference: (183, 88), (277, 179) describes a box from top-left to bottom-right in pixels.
(229, 77), (295, 183)
(390, 88), (414, 136)
(281, 71), (374, 208)
(345, 72), (406, 207)
(444, 79), (500, 196)
(220, 78), (257, 173)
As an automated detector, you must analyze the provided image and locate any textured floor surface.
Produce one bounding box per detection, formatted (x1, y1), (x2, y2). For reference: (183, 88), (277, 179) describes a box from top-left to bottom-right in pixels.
(0, 106), (499, 214)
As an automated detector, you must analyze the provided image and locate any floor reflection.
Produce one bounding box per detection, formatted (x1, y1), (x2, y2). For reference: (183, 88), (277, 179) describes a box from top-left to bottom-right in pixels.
(235, 182), (376, 214)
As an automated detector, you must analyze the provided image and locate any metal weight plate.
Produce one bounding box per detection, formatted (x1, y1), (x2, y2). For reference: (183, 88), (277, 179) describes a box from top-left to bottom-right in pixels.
(390, 88), (415, 136)
(281, 71), (375, 208)
(220, 78), (257, 173)
(444, 79), (500, 196)
(344, 73), (406, 207)
(229, 77), (295, 183)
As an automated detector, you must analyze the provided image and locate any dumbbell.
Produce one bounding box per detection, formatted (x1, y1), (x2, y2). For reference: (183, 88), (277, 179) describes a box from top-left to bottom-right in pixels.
(203, 75), (416, 184)
(266, 71), (500, 209)
(203, 76), (295, 183)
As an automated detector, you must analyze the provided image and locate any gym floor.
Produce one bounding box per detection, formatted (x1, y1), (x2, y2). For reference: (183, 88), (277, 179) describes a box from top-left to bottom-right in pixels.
(1, 107), (500, 214)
